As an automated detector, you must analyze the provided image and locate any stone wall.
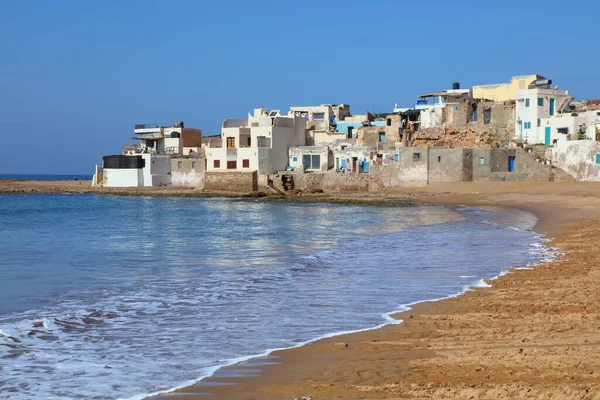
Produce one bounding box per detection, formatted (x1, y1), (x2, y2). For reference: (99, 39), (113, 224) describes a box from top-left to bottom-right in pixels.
(171, 158), (205, 187)
(428, 148), (473, 182)
(356, 121), (401, 147)
(204, 171), (258, 192)
(547, 140), (600, 181)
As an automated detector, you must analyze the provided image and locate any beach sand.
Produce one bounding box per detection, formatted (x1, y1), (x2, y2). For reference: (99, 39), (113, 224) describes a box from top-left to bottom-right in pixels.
(3, 180), (600, 399)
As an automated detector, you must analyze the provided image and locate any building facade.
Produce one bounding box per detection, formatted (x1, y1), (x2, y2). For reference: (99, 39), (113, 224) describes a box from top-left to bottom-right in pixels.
(206, 108), (305, 175)
(515, 85), (570, 144)
(473, 74), (542, 102)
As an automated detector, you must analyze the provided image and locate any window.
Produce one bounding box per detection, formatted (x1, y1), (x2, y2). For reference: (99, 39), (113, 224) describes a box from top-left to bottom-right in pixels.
(313, 112), (325, 120)
(191, 162), (196, 169)
(227, 161), (237, 169)
(227, 137), (235, 148)
(413, 152), (421, 161)
(558, 127), (569, 135)
(538, 97), (544, 107)
(479, 157), (485, 165)
(483, 109), (491, 125)
(292, 156), (298, 162)
(437, 156), (441, 162)
(177, 161), (182, 169)
(213, 160), (220, 168)
(455, 105), (459, 111)
(302, 154), (321, 170)
(537, 119), (541, 127)
(386, 118), (391, 126)
(524, 122), (531, 129)
(242, 159), (250, 168)
(525, 98), (530, 107)
(596, 154), (600, 164)
(379, 132), (386, 142)
(473, 104), (478, 122)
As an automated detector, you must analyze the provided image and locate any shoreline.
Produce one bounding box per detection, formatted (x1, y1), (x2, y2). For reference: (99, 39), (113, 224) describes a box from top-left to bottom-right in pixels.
(151, 183), (600, 400)
(146, 203), (552, 400)
(3, 180), (600, 399)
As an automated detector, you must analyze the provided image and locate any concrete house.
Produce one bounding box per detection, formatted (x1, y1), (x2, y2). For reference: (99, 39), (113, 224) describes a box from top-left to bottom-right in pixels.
(93, 121), (203, 187)
(131, 121), (202, 156)
(473, 74), (543, 102)
(539, 110), (600, 144)
(96, 154), (172, 187)
(206, 108), (305, 175)
(515, 79), (571, 144)
(412, 83), (471, 130)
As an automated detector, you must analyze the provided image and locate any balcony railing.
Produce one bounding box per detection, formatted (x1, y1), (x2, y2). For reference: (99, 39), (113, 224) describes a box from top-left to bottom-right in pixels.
(134, 124), (160, 130)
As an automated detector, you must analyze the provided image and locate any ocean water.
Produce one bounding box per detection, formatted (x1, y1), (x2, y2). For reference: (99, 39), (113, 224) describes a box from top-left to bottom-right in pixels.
(0, 174), (92, 181)
(0, 195), (553, 400)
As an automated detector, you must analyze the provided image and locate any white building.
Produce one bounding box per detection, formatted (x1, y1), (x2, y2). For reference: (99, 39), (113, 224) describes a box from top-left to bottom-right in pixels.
(96, 154), (172, 187)
(515, 81), (571, 144)
(206, 108), (306, 175)
(394, 83), (471, 129)
(539, 110), (600, 145)
(131, 121), (202, 156)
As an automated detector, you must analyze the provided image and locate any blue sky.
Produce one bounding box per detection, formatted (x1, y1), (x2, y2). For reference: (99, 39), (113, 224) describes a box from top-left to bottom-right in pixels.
(0, 0), (597, 174)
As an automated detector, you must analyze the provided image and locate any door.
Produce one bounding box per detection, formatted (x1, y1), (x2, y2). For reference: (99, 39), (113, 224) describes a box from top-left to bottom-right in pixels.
(341, 159), (347, 170)
(549, 98), (555, 116)
(347, 126), (354, 139)
(508, 156), (515, 172)
(379, 132), (386, 142)
(544, 126), (551, 146)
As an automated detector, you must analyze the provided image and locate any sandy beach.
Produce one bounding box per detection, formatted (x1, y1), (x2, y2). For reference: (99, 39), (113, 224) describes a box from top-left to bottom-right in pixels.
(3, 180), (600, 399)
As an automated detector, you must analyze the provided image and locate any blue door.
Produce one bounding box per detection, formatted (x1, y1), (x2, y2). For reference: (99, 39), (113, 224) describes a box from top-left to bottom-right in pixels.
(363, 161), (370, 173)
(508, 156), (515, 172)
(549, 98), (555, 116)
(341, 159), (347, 169)
(379, 132), (386, 142)
(545, 126), (551, 146)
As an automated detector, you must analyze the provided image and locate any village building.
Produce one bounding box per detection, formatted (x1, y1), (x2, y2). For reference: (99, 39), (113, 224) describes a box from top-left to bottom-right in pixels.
(539, 110), (600, 145)
(205, 108), (305, 175)
(93, 121), (204, 187)
(515, 79), (571, 144)
(473, 74), (544, 102)
(129, 121), (202, 156)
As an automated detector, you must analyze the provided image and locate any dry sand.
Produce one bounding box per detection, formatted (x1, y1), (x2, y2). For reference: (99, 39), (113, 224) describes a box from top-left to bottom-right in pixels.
(3, 180), (600, 399)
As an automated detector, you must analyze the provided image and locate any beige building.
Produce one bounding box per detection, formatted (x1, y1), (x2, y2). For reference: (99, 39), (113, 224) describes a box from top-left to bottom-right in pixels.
(206, 108), (305, 175)
(473, 74), (544, 102)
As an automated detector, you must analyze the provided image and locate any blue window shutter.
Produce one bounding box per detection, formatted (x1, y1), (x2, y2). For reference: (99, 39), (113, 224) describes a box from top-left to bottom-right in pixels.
(596, 154), (600, 164)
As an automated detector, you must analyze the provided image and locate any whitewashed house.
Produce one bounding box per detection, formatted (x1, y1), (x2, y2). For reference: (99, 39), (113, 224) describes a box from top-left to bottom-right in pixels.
(515, 79), (571, 144)
(206, 108), (306, 175)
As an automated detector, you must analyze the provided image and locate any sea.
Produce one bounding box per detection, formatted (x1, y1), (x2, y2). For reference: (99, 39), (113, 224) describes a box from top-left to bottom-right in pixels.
(0, 174), (92, 181)
(0, 194), (555, 400)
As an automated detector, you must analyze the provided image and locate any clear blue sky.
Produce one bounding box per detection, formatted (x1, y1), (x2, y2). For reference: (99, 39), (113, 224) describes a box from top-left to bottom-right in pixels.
(1, 0), (597, 174)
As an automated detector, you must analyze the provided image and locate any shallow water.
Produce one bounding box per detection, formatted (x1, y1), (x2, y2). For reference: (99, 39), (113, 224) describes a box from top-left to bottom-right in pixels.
(0, 195), (552, 399)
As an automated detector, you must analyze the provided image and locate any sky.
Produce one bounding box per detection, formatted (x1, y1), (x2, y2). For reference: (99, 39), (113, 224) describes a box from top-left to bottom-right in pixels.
(0, 0), (598, 174)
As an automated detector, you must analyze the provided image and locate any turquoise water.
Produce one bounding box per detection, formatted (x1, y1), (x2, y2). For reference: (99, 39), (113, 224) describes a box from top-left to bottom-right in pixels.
(0, 195), (552, 399)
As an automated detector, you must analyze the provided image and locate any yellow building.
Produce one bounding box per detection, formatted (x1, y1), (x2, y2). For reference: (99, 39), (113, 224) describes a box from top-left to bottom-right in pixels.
(473, 74), (544, 102)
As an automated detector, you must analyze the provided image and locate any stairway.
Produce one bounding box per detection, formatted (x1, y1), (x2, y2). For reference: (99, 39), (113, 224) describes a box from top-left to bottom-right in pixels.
(557, 96), (573, 113)
(266, 175), (287, 195)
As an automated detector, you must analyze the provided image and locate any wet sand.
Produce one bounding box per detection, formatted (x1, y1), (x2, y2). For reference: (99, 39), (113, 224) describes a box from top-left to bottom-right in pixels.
(4, 180), (600, 399)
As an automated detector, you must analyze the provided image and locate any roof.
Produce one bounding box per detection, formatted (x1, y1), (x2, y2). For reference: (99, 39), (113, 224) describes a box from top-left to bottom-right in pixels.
(419, 91), (469, 98)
